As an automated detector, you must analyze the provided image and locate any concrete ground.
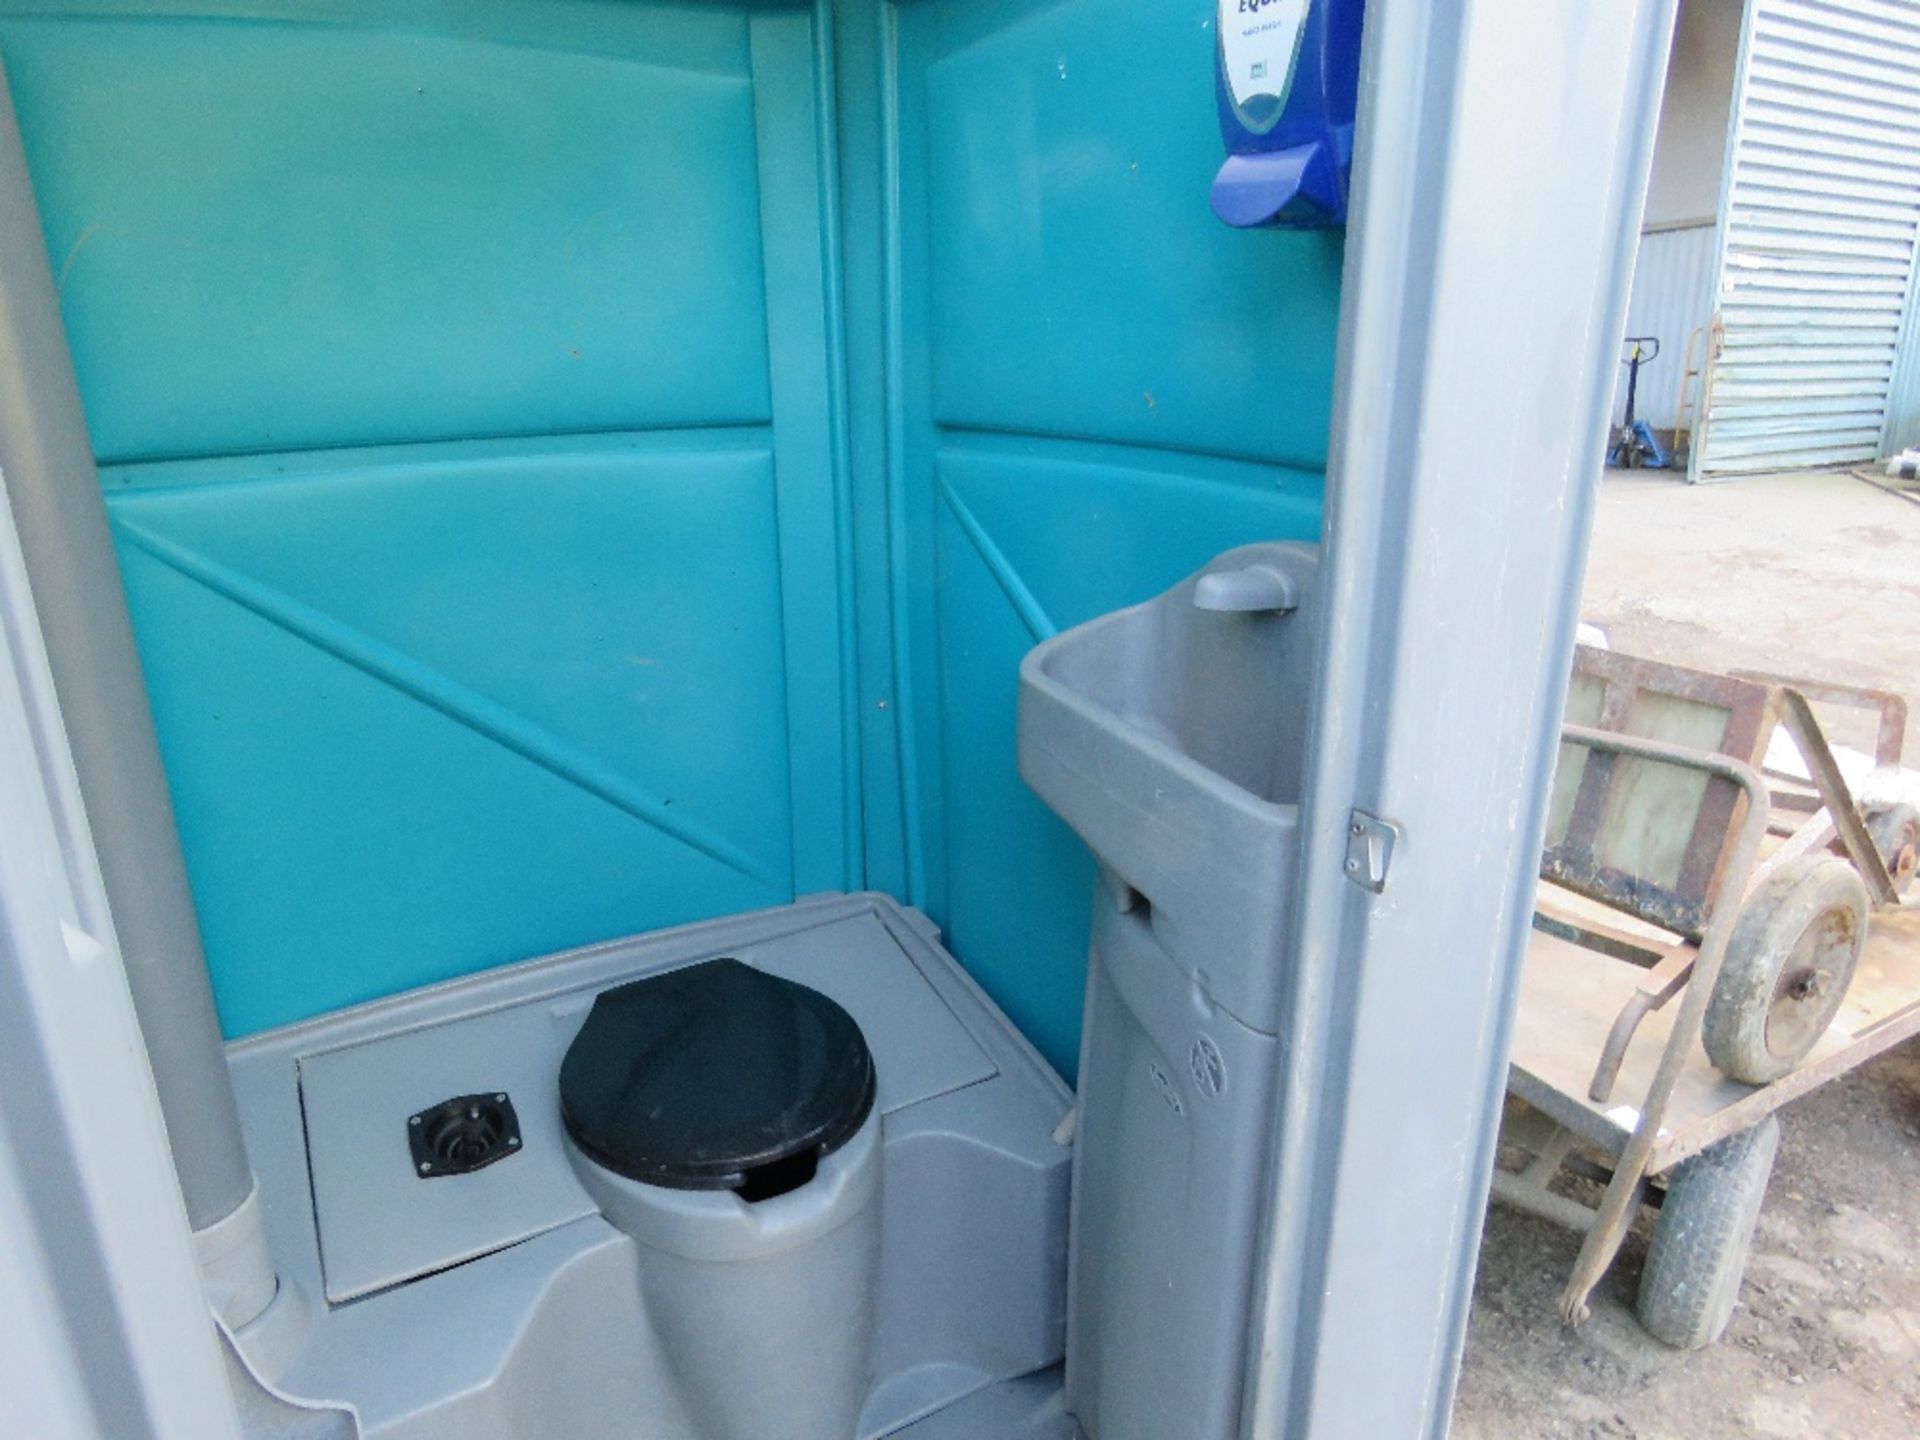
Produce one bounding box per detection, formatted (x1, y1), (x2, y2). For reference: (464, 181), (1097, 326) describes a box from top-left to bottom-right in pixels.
(1577, 468), (1920, 758)
(1451, 466), (1920, 1440)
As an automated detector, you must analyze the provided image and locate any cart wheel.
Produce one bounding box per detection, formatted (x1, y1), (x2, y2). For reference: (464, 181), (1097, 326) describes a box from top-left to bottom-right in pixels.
(1637, 1116), (1780, 1350)
(1865, 802), (1920, 892)
(1702, 856), (1869, 1085)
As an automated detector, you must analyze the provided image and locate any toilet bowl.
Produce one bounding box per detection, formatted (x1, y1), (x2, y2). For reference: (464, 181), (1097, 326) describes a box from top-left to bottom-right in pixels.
(559, 959), (882, 1440)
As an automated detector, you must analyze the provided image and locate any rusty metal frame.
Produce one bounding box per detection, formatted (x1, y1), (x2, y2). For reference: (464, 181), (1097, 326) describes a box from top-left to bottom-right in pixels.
(1585, 941), (1696, 1103)
(1548, 724), (1773, 1325)
(1513, 673), (1915, 1325)
(1550, 663), (1907, 1106)
(1544, 646), (1773, 939)
(1732, 669), (1908, 771)
(1773, 689), (1901, 905)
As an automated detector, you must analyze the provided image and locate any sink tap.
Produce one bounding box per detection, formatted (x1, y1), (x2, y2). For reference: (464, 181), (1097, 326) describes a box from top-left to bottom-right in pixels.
(1192, 564), (1299, 614)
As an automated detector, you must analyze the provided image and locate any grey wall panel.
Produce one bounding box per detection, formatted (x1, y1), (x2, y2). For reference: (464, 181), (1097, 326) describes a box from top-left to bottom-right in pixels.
(1616, 222), (1719, 431)
(1697, 0), (1920, 477)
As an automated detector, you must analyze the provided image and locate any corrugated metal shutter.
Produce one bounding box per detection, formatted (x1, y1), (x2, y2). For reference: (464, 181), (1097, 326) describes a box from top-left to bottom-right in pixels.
(1695, 0), (1920, 479)
(1615, 223), (1718, 432)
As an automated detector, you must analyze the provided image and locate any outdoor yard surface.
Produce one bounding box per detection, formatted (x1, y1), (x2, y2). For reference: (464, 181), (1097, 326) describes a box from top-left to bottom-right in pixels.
(1451, 467), (1920, 1439)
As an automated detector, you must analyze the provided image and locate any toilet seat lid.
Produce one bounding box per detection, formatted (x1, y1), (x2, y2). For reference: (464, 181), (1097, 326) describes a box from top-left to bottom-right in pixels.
(559, 958), (876, 1191)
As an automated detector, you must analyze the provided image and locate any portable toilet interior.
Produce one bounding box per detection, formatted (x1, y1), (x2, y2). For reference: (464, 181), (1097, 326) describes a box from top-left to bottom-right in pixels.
(0, 0), (1341, 1067)
(0, 1), (1345, 1436)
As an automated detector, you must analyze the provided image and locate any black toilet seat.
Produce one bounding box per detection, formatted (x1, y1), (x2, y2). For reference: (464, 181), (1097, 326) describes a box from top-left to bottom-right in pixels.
(559, 958), (876, 1193)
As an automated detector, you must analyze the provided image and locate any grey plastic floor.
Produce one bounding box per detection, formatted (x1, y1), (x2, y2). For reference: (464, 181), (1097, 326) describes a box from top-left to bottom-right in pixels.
(223, 894), (1077, 1440)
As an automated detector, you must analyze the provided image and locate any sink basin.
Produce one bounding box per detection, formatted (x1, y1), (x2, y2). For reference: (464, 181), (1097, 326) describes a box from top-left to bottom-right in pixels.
(1018, 542), (1320, 1440)
(1016, 541), (1318, 1031)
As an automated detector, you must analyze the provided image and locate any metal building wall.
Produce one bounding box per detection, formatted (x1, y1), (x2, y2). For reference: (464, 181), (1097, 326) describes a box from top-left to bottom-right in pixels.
(1694, 0), (1920, 479)
(1614, 222), (1718, 432)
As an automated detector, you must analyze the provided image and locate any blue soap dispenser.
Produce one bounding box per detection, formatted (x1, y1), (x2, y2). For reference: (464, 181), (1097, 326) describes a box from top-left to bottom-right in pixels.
(1211, 0), (1366, 229)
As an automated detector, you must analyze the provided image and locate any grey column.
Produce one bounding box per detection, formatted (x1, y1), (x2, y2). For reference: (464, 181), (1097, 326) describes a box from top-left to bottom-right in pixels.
(1241, 2), (1679, 1435)
(0, 63), (255, 1231)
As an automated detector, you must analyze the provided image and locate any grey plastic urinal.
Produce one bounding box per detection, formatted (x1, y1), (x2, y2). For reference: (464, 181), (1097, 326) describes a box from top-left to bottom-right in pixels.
(1017, 542), (1319, 1440)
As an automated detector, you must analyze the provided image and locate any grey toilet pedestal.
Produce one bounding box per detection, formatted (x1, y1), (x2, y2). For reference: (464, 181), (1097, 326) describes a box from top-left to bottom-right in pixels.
(563, 1116), (881, 1440)
(1019, 542), (1319, 1440)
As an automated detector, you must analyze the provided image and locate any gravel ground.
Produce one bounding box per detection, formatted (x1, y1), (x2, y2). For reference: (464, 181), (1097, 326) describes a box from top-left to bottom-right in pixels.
(1454, 1044), (1920, 1439)
(1451, 467), (1920, 1439)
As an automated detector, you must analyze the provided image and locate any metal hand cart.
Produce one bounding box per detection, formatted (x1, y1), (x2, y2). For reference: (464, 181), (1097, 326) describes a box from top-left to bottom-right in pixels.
(1493, 646), (1920, 1349)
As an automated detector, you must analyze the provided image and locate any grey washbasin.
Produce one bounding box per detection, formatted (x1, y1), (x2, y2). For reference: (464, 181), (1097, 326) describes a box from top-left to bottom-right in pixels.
(1016, 542), (1318, 1031)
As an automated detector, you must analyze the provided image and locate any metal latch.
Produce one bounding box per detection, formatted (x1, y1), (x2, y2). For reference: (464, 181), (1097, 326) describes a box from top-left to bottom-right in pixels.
(1345, 809), (1398, 894)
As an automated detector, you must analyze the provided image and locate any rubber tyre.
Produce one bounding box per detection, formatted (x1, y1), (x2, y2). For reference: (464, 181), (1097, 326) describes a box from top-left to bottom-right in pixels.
(1637, 1117), (1780, 1350)
(1702, 856), (1869, 1085)
(1865, 802), (1920, 893)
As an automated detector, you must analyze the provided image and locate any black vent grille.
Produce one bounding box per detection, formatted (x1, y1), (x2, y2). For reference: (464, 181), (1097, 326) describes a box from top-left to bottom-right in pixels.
(408, 1093), (521, 1178)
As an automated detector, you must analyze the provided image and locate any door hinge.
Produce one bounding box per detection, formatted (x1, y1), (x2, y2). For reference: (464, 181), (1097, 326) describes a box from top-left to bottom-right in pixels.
(1344, 809), (1398, 894)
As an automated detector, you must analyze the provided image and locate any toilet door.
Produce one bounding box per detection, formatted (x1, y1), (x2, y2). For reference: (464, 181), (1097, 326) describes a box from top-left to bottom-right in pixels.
(0, 483), (244, 1440)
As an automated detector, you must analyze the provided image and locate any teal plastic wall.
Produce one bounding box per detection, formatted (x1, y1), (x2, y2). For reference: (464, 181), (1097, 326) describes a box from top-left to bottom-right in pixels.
(861, 0), (1339, 1072)
(2, 0), (1336, 1073)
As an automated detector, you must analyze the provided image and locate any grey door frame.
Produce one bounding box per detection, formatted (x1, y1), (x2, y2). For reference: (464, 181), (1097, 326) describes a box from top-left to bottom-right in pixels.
(1243, 1), (1677, 1435)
